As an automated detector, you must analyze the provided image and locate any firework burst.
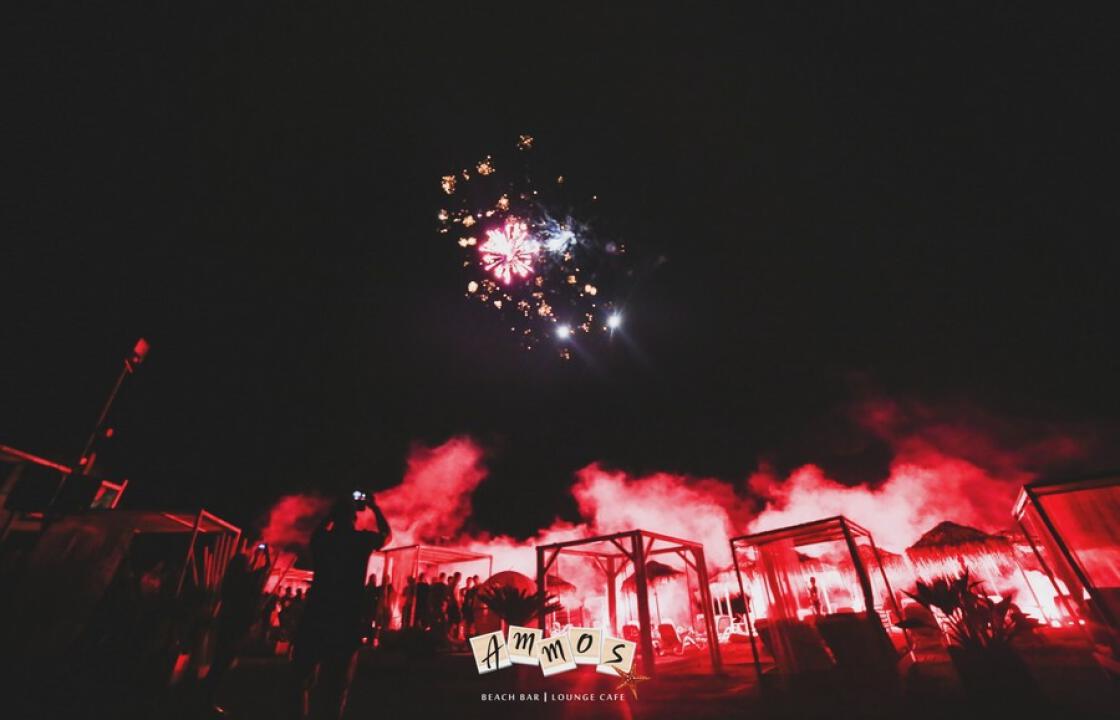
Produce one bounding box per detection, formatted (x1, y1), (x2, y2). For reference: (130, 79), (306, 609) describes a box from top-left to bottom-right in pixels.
(438, 135), (629, 354)
(479, 220), (538, 284)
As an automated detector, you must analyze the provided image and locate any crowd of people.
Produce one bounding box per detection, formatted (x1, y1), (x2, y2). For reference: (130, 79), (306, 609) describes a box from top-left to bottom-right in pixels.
(192, 489), (499, 719)
(397, 571), (483, 640)
(5, 488), (492, 719)
(184, 491), (396, 719)
(259, 585), (307, 648)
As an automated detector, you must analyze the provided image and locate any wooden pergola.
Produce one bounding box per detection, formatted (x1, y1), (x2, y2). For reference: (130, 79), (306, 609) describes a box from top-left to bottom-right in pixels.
(380, 544), (494, 578)
(729, 515), (906, 679)
(536, 529), (723, 676)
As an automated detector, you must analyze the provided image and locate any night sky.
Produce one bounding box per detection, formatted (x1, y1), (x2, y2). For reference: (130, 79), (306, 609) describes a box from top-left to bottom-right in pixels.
(6, 4), (1119, 535)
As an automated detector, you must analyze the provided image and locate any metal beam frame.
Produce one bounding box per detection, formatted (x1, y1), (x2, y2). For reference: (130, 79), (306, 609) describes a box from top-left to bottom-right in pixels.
(1016, 484), (1119, 631)
(535, 528), (724, 677)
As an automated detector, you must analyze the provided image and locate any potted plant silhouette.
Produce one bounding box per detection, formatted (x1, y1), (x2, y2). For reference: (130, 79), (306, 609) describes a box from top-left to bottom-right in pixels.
(477, 585), (562, 691)
(477, 585), (562, 630)
(897, 571), (1037, 703)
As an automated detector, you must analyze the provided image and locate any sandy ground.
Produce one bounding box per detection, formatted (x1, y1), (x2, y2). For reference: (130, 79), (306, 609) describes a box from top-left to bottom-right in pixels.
(6, 629), (1113, 719)
(208, 633), (1117, 720)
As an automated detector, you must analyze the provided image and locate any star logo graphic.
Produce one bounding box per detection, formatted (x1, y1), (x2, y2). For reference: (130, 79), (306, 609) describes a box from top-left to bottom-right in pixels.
(612, 665), (650, 700)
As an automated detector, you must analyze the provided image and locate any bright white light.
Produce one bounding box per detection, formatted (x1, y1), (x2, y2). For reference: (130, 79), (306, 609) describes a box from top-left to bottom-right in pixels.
(607, 313), (622, 330)
(556, 324), (572, 340)
(544, 229), (575, 253)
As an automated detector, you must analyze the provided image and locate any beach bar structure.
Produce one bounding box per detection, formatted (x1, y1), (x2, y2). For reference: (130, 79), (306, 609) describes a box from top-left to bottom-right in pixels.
(1, 443), (128, 543)
(1014, 472), (1120, 673)
(730, 516), (906, 679)
(1, 508), (241, 671)
(535, 529), (723, 677)
(906, 520), (1056, 625)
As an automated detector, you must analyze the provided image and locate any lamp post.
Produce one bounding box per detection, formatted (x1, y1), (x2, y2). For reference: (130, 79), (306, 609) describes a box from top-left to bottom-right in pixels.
(76, 338), (149, 476)
(48, 338), (149, 507)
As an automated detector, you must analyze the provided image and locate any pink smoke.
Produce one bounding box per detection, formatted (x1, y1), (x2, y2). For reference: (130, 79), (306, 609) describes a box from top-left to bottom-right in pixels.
(748, 397), (1090, 550)
(747, 455), (1017, 552)
(263, 398), (1095, 578)
(260, 494), (334, 549)
(259, 436), (487, 551)
(568, 465), (753, 567)
(377, 436), (488, 545)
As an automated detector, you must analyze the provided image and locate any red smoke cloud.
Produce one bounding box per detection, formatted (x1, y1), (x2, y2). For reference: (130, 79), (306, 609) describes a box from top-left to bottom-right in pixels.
(377, 436), (487, 545)
(568, 465), (753, 567)
(748, 397), (1090, 550)
(259, 436), (486, 550)
(747, 454), (1018, 552)
(263, 397), (1096, 577)
(260, 493), (334, 549)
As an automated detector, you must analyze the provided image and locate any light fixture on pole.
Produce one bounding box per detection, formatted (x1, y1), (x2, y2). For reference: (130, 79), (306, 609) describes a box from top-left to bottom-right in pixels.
(48, 338), (150, 508)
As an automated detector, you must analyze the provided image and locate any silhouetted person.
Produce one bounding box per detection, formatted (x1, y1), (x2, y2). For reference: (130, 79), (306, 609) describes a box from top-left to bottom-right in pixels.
(402, 576), (417, 627)
(261, 591), (279, 645)
(203, 542), (271, 713)
(376, 579), (393, 639)
(293, 493), (391, 720)
(414, 574), (430, 629)
(429, 572), (448, 635)
(446, 572), (462, 640)
(809, 576), (822, 617)
(459, 576), (475, 637)
(462, 575), (481, 636)
(282, 588), (307, 643)
(361, 573), (382, 644)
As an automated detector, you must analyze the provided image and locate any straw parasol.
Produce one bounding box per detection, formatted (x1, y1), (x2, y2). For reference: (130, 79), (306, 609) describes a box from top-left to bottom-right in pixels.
(906, 521), (1021, 583)
(623, 560), (684, 625)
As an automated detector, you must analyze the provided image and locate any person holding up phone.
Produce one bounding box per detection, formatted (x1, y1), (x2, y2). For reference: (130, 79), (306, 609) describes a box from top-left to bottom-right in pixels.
(291, 491), (391, 720)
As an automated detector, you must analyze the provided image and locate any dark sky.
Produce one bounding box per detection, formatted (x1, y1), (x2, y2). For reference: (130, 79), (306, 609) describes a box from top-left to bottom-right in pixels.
(6, 4), (1119, 535)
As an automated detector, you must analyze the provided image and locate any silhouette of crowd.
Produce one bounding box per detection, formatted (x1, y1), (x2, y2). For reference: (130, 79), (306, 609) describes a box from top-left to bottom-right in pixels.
(400, 571), (482, 640)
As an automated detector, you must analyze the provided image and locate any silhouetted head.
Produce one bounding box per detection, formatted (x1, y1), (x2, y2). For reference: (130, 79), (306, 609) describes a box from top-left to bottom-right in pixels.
(328, 495), (357, 527)
(226, 554), (249, 575)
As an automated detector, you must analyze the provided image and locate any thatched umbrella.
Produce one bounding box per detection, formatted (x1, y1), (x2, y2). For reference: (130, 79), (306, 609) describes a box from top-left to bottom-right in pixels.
(543, 573), (582, 623)
(908, 521), (1061, 624)
(910, 521), (994, 551)
(545, 574), (576, 593)
(906, 521), (1015, 578)
(623, 560), (683, 625)
(907, 521), (1035, 595)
